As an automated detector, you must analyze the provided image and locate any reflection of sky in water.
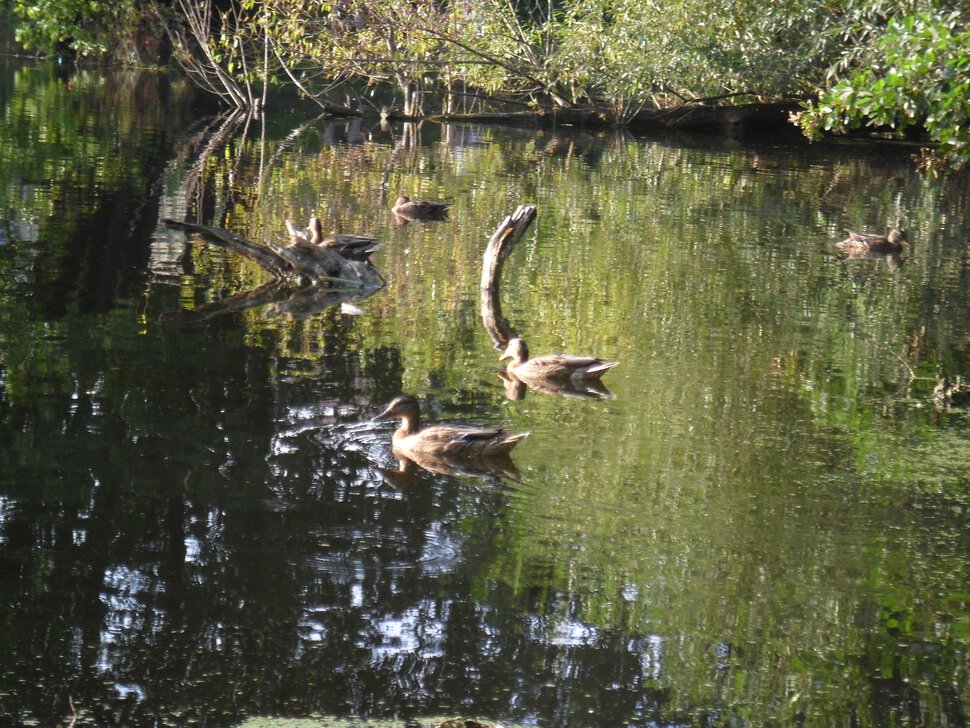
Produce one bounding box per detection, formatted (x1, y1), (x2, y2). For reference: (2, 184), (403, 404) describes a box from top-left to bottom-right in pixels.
(183, 508), (225, 565)
(0, 496), (12, 545)
(419, 522), (461, 576)
(97, 566), (152, 702)
(98, 567), (150, 653)
(547, 618), (598, 647)
(365, 600), (447, 661)
(636, 635), (663, 681)
(184, 535), (200, 562)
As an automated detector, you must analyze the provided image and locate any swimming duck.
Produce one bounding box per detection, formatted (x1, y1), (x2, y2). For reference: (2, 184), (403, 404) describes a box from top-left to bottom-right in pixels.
(933, 378), (970, 407)
(837, 228), (907, 253)
(500, 337), (619, 382)
(391, 195), (452, 220)
(373, 394), (529, 457)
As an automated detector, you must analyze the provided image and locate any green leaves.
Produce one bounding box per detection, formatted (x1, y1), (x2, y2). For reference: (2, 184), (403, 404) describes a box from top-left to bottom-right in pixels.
(799, 10), (970, 172)
(10, 0), (138, 59)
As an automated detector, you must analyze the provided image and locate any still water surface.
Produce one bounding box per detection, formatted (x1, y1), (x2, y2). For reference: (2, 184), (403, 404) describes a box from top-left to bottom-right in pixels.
(2, 61), (970, 727)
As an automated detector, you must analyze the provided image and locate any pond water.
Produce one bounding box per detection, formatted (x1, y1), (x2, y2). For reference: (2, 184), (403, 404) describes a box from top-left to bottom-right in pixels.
(2, 60), (970, 727)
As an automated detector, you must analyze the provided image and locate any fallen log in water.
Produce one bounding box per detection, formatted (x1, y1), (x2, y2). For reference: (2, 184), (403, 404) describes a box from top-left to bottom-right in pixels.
(480, 205), (537, 348)
(163, 218), (384, 290)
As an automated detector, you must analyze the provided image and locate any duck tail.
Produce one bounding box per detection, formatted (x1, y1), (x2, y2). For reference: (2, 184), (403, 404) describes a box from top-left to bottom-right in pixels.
(585, 361), (620, 378)
(497, 431), (530, 453)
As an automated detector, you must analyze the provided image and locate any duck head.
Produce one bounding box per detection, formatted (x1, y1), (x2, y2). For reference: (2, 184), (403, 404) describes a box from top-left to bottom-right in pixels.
(499, 337), (529, 365)
(373, 394), (421, 424)
(887, 228), (907, 245)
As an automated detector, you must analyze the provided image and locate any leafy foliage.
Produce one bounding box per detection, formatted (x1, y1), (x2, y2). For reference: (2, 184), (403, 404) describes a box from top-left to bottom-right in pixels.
(799, 11), (970, 171)
(7, 0), (970, 169)
(10, 0), (151, 61)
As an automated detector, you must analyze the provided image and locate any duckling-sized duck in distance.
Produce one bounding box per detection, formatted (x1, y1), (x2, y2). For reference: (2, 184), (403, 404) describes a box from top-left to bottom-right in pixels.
(837, 228), (908, 254)
(933, 378), (970, 407)
(391, 195), (452, 220)
(373, 394), (529, 457)
(500, 337), (619, 382)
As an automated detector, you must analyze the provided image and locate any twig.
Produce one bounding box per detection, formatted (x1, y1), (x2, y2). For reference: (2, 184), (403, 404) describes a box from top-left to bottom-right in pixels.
(869, 338), (916, 383)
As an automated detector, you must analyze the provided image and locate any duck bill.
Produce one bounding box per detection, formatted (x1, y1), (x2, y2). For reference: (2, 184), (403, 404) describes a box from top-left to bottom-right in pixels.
(372, 404), (394, 422)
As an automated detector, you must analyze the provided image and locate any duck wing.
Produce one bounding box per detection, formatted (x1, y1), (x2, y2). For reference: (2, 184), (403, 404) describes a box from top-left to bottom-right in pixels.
(405, 424), (527, 456)
(843, 229), (884, 244)
(522, 354), (619, 378)
(319, 234), (383, 261)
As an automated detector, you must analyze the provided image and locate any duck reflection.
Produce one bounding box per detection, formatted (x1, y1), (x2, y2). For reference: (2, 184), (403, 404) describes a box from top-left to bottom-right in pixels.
(839, 246), (905, 271)
(378, 449), (522, 487)
(498, 370), (615, 401)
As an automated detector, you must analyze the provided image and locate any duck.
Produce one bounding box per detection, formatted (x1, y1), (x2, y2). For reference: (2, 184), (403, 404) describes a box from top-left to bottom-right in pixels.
(285, 217), (382, 262)
(500, 337), (619, 382)
(391, 195), (452, 220)
(307, 216), (382, 261)
(373, 394), (529, 457)
(933, 378), (970, 407)
(837, 228), (907, 253)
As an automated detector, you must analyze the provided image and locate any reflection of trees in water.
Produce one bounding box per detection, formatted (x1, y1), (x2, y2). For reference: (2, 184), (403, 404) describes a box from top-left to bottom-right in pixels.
(4, 69), (970, 726)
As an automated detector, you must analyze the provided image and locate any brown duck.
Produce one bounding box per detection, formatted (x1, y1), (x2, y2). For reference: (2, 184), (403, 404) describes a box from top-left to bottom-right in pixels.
(306, 216), (382, 261)
(500, 337), (619, 382)
(391, 195), (452, 220)
(286, 217), (382, 262)
(373, 394), (528, 457)
(837, 228), (907, 253)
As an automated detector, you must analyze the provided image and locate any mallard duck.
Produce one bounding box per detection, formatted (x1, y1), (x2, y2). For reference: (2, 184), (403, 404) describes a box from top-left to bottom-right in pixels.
(837, 228), (907, 253)
(373, 394), (528, 457)
(285, 217), (382, 262)
(307, 216), (382, 261)
(391, 195), (452, 220)
(500, 337), (619, 382)
(933, 378), (970, 407)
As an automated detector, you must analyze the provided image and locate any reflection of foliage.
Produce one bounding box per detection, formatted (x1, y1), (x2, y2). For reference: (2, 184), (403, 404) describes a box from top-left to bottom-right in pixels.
(4, 65), (970, 725)
(0, 66), (195, 320)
